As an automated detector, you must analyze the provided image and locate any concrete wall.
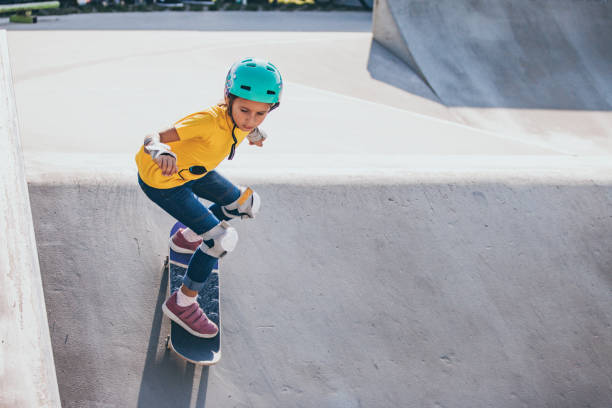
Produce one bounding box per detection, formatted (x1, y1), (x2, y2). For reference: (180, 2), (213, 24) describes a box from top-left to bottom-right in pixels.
(0, 30), (61, 408)
(372, 0), (612, 109)
(372, 0), (429, 88)
(27, 165), (612, 407)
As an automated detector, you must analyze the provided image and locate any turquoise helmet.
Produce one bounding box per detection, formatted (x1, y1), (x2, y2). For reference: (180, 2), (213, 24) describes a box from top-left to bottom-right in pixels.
(224, 58), (283, 109)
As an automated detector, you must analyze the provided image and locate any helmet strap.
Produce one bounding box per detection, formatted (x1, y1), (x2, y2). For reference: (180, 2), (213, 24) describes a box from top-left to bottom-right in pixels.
(228, 123), (238, 160)
(226, 94), (238, 125)
(227, 94), (239, 160)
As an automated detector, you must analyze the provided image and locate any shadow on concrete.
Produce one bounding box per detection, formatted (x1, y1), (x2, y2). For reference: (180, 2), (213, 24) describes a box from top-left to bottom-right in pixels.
(366, 40), (440, 103)
(136, 262), (210, 408)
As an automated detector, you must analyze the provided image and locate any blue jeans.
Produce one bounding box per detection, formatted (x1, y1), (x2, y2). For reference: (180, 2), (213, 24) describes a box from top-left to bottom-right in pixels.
(138, 171), (240, 291)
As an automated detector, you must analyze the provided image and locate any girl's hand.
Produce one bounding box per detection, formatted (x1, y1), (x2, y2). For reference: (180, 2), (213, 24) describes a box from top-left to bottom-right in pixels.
(247, 128), (267, 147)
(154, 154), (178, 177)
(248, 138), (264, 147)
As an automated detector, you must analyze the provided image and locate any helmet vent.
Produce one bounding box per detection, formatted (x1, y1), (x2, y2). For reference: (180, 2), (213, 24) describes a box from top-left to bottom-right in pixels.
(240, 85), (252, 91)
(267, 90), (276, 95)
(266, 66), (275, 72)
(246, 63), (257, 67)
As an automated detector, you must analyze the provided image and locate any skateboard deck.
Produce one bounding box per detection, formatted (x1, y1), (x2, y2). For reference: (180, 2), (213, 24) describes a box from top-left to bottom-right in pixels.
(165, 221), (221, 365)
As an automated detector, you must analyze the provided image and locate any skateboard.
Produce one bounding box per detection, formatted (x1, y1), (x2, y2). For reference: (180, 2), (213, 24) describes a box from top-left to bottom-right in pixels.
(164, 221), (221, 365)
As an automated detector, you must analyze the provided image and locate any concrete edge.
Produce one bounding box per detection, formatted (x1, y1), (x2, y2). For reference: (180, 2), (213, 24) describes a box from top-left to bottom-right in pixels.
(372, 0), (435, 94)
(0, 30), (61, 408)
(24, 152), (612, 186)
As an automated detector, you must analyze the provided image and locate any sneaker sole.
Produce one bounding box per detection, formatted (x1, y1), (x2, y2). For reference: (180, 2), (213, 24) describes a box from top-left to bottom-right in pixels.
(162, 302), (218, 339)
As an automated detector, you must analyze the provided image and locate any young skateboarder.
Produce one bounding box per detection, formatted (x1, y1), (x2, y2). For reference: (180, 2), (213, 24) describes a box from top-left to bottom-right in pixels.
(136, 58), (282, 338)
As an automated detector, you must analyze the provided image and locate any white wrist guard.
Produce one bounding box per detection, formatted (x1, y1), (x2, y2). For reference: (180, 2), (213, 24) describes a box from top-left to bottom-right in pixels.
(145, 142), (176, 160)
(144, 132), (161, 147)
(144, 132), (176, 159)
(247, 127), (267, 143)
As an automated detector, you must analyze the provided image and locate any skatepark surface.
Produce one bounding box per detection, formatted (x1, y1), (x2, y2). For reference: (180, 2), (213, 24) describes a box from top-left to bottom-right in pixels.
(2, 5), (612, 408)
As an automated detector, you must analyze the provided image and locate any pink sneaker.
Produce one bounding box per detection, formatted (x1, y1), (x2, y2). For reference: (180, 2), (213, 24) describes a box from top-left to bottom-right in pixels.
(162, 292), (218, 338)
(170, 228), (203, 254)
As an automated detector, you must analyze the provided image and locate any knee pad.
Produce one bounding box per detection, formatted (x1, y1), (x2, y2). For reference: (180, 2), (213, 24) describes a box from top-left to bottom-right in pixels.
(222, 186), (261, 220)
(199, 221), (238, 258)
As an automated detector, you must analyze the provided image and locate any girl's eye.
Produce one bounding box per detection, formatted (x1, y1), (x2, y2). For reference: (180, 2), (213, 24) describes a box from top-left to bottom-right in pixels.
(241, 109), (249, 113)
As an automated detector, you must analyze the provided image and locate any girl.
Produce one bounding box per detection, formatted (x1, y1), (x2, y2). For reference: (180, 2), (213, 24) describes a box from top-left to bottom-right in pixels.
(135, 58), (282, 338)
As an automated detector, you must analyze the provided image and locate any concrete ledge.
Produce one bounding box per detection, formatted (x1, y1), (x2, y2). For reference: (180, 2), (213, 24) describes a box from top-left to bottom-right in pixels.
(24, 151), (612, 185)
(28, 172), (612, 407)
(0, 30), (61, 408)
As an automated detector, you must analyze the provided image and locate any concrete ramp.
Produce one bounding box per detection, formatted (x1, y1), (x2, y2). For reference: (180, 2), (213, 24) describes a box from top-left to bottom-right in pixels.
(28, 160), (612, 407)
(373, 0), (612, 109)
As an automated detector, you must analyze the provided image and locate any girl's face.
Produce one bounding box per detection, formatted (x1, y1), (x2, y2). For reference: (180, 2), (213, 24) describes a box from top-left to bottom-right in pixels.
(230, 97), (271, 132)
